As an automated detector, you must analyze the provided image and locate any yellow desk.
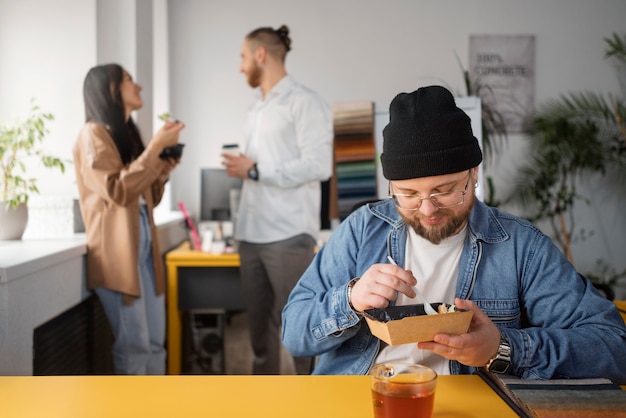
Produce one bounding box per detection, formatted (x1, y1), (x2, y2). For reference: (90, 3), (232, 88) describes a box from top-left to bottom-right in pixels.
(166, 242), (241, 375)
(0, 375), (518, 418)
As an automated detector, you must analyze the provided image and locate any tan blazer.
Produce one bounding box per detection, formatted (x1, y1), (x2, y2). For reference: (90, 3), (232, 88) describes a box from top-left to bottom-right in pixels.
(73, 122), (167, 305)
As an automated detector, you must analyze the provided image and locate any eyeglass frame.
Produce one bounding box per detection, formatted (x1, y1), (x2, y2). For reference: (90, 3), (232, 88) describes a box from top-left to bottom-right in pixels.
(387, 170), (473, 210)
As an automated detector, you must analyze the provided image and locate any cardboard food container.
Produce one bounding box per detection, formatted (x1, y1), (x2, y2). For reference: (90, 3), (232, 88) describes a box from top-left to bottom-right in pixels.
(363, 303), (473, 345)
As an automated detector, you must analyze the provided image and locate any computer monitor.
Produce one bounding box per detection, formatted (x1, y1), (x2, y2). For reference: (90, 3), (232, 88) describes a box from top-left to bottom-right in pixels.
(200, 168), (331, 228)
(200, 168), (242, 221)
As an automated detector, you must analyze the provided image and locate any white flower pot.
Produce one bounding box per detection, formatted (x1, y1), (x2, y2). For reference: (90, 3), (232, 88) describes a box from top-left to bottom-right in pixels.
(0, 202), (29, 240)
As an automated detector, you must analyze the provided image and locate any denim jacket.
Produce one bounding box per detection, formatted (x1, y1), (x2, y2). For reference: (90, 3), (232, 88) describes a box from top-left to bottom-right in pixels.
(282, 199), (626, 383)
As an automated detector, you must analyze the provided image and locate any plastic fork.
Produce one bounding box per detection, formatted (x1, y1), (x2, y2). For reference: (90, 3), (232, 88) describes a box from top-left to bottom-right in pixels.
(387, 256), (438, 315)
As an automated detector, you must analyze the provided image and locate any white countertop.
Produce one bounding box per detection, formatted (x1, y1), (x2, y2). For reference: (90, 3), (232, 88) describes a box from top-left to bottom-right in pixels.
(0, 210), (184, 284)
(0, 236), (87, 283)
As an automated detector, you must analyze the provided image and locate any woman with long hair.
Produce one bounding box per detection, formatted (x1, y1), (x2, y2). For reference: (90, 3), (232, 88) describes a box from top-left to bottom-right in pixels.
(73, 63), (184, 374)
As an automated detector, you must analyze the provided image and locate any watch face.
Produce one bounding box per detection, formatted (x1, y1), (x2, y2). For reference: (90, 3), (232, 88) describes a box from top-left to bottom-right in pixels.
(248, 168), (258, 180)
(489, 359), (510, 374)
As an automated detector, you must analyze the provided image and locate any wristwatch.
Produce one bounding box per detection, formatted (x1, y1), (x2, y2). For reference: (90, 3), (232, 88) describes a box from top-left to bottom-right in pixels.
(346, 278), (361, 314)
(247, 163), (259, 181)
(485, 336), (511, 374)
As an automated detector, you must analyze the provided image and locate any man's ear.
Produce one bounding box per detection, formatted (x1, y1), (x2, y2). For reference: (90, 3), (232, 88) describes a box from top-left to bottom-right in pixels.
(255, 46), (267, 64)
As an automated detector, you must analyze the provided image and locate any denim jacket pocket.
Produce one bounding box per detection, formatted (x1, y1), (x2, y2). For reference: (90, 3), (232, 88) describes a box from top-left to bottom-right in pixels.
(473, 299), (521, 328)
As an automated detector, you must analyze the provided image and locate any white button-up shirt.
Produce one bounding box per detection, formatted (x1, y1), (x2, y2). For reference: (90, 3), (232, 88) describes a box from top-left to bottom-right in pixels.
(235, 75), (333, 243)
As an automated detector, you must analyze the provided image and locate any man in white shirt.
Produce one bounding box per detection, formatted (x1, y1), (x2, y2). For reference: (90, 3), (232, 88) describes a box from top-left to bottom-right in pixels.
(223, 25), (333, 375)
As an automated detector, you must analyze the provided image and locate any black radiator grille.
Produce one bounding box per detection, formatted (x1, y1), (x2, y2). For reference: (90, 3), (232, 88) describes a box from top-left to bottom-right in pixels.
(33, 294), (114, 375)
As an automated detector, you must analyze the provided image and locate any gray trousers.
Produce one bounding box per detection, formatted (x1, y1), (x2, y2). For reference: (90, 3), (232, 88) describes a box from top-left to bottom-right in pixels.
(238, 234), (315, 375)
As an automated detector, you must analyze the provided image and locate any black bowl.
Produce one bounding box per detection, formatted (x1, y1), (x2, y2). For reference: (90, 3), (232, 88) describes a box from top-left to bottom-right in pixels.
(159, 143), (185, 159)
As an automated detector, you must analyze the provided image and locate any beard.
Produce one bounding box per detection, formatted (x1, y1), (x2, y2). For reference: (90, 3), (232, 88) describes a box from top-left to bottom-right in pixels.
(401, 196), (475, 244)
(246, 60), (262, 88)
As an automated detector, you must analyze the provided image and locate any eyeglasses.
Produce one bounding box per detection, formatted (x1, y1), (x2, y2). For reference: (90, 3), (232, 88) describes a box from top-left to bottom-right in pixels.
(388, 170), (472, 210)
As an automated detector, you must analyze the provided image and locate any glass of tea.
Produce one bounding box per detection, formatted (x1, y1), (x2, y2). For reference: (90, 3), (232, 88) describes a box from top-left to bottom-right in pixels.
(370, 362), (437, 418)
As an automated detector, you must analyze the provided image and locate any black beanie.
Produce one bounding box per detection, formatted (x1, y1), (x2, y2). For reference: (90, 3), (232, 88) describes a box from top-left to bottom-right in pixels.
(381, 85), (483, 180)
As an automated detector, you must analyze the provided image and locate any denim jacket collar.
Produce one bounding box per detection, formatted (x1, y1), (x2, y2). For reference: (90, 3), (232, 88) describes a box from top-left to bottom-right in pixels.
(367, 198), (509, 267)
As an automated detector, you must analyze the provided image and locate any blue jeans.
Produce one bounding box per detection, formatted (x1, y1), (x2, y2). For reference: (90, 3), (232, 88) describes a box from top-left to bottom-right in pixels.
(95, 205), (166, 375)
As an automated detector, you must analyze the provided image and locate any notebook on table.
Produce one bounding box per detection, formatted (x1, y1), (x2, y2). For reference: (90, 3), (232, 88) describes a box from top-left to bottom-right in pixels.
(476, 368), (626, 418)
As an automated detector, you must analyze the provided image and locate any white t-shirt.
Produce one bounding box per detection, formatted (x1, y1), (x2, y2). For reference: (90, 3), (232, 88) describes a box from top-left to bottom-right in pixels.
(375, 223), (467, 375)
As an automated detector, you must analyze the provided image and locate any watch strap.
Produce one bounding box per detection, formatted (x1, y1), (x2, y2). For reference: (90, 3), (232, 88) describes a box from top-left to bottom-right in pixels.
(247, 163), (259, 181)
(346, 278), (362, 316)
(486, 336), (511, 374)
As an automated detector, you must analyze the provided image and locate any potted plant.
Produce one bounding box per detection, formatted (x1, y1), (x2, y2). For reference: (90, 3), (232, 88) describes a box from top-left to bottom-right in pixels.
(0, 101), (66, 239)
(507, 33), (626, 298)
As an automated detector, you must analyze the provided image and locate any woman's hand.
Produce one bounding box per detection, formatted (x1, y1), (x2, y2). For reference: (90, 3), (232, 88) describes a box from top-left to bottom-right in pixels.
(152, 119), (185, 151)
(158, 157), (179, 182)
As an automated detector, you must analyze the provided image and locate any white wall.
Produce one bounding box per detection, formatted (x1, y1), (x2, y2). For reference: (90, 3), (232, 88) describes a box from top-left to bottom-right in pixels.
(0, 0), (96, 198)
(1, 0), (625, 295)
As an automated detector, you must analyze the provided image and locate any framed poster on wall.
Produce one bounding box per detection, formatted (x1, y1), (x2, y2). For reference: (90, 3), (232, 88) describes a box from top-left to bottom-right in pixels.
(469, 34), (536, 134)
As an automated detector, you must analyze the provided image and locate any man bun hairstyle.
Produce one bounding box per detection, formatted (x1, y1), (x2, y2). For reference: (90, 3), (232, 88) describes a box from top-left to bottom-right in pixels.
(246, 25), (291, 62)
(275, 25), (291, 52)
(381, 85), (483, 180)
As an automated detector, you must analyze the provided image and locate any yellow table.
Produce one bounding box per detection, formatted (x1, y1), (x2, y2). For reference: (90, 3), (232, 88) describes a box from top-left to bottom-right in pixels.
(0, 375), (518, 417)
(166, 242), (241, 375)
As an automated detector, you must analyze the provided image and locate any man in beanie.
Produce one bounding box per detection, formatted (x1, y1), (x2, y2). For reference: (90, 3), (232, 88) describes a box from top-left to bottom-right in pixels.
(282, 85), (626, 382)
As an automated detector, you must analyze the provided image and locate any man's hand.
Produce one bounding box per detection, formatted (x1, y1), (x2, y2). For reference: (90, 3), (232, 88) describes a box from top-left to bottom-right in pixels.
(417, 298), (501, 367)
(349, 264), (417, 312)
(222, 152), (255, 179)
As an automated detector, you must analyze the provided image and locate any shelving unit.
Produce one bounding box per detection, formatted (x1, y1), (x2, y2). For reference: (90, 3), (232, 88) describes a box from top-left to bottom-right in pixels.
(330, 101), (377, 220)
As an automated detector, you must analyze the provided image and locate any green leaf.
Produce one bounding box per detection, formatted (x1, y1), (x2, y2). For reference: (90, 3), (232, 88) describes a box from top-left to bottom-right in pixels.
(0, 99), (66, 207)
